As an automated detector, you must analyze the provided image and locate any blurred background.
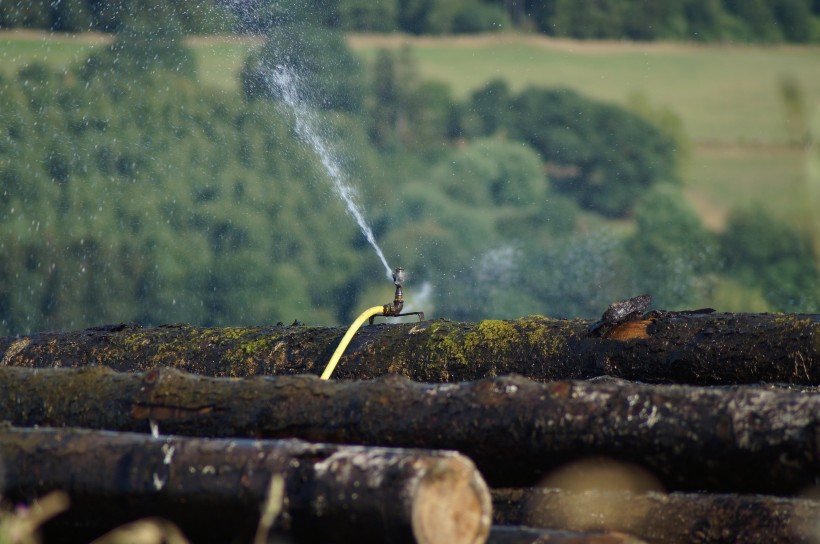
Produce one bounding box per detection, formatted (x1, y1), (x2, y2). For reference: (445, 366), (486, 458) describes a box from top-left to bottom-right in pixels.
(0, 0), (818, 335)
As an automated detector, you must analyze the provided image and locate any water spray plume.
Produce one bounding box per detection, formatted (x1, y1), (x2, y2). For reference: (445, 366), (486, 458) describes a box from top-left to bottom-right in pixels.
(266, 65), (393, 280)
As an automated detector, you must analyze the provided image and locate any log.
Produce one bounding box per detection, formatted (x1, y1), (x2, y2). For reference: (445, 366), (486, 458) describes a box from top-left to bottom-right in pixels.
(0, 313), (818, 384)
(2, 367), (818, 493)
(487, 526), (646, 544)
(492, 488), (820, 544)
(0, 426), (492, 544)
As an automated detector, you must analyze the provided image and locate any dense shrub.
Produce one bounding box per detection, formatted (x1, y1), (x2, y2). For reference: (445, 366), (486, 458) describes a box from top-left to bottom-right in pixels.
(525, 0), (819, 42)
(623, 184), (717, 308)
(429, 139), (547, 207)
(720, 206), (819, 312)
(1, 0), (818, 42)
(468, 85), (679, 217)
(241, 22), (365, 113)
(367, 48), (457, 152)
(0, 59), (378, 334)
(337, 0), (398, 31)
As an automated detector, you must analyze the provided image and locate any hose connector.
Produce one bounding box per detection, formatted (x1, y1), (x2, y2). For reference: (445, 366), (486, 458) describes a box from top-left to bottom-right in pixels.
(321, 266), (425, 380)
(382, 267), (405, 317)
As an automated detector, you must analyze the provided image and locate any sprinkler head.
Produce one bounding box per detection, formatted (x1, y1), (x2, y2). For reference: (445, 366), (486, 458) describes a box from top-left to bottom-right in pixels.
(392, 267), (405, 288)
(369, 266), (424, 324)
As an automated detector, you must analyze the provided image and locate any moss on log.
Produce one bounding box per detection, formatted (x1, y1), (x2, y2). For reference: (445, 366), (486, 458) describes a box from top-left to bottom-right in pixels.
(2, 367), (818, 493)
(1, 313), (818, 384)
(0, 426), (491, 544)
(492, 488), (820, 544)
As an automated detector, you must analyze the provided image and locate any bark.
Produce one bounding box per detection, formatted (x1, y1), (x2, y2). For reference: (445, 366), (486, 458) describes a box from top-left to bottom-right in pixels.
(488, 526), (646, 544)
(492, 488), (820, 544)
(0, 426), (491, 544)
(0, 313), (818, 385)
(2, 367), (818, 493)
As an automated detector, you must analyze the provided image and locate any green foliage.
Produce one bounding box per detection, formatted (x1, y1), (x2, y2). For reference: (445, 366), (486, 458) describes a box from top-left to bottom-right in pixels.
(462, 79), (512, 138)
(366, 48), (456, 152)
(424, 0), (508, 34)
(231, 0), (341, 32)
(624, 184), (717, 308)
(535, 0), (820, 42)
(625, 92), (692, 169)
(0, 54), (383, 334)
(241, 22), (364, 113)
(720, 205), (819, 312)
(81, 5), (197, 79)
(394, 0), (509, 34)
(524, 230), (633, 319)
(503, 86), (678, 217)
(337, 0), (398, 31)
(451, 2), (508, 33)
(461, 82), (679, 217)
(461, 82), (679, 218)
(430, 138), (546, 207)
(0, 0), (237, 33)
(396, 0), (436, 34)
(4, 17), (819, 334)
(1, 0), (819, 42)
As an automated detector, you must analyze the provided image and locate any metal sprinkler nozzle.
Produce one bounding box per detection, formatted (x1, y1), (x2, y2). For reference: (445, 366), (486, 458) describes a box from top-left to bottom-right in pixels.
(393, 267), (405, 287)
(369, 266), (424, 324)
(386, 267), (405, 315)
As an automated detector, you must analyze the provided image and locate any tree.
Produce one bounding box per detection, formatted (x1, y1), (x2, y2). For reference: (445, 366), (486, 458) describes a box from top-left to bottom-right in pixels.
(720, 205), (819, 312)
(520, 230), (631, 319)
(0, 47), (386, 336)
(430, 138), (547, 207)
(547, 0), (627, 39)
(773, 0), (814, 42)
(367, 47), (456, 152)
(338, 0), (398, 31)
(241, 22), (364, 113)
(464, 79), (512, 137)
(508, 86), (678, 217)
(397, 0), (435, 34)
(623, 184), (716, 308)
(79, 1), (197, 78)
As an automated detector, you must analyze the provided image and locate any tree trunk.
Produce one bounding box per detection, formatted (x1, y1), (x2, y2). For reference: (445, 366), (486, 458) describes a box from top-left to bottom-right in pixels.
(492, 488), (820, 544)
(1, 313), (817, 385)
(0, 426), (491, 544)
(2, 367), (818, 494)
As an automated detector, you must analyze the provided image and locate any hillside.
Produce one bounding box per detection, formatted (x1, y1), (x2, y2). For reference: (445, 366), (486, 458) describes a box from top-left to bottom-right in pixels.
(3, 30), (817, 228)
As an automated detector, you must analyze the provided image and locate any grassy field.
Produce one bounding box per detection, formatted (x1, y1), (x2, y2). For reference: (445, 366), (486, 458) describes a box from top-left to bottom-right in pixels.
(349, 34), (820, 145)
(348, 34), (820, 229)
(2, 30), (818, 228)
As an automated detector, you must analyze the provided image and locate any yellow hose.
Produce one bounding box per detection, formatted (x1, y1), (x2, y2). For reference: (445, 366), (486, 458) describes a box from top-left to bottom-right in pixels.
(320, 306), (384, 380)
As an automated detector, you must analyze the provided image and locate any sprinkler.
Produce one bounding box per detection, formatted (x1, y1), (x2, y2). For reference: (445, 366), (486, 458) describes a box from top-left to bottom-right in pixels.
(320, 266), (425, 380)
(370, 267), (425, 324)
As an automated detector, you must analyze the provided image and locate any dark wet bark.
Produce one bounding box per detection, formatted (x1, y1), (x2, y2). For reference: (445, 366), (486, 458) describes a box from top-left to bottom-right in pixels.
(488, 526), (645, 544)
(1, 313), (817, 385)
(2, 367), (818, 493)
(0, 426), (491, 544)
(492, 488), (820, 544)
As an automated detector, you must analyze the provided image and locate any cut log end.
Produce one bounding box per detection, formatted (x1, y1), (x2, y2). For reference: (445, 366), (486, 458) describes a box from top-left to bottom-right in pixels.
(412, 456), (492, 544)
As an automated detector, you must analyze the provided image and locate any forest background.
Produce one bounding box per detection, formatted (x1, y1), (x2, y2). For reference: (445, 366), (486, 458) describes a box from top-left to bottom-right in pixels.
(1, 0), (819, 336)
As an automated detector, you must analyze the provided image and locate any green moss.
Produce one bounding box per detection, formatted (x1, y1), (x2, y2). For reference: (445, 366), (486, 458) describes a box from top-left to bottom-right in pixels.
(771, 315), (816, 329)
(517, 315), (575, 359)
(413, 317), (579, 370)
(464, 320), (521, 356)
(428, 325), (470, 366)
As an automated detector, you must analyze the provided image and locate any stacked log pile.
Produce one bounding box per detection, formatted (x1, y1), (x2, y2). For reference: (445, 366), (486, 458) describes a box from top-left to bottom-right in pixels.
(1, 311), (818, 543)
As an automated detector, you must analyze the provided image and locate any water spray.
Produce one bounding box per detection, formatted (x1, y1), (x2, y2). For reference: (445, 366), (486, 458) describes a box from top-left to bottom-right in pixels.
(320, 267), (425, 380)
(266, 64), (393, 278)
